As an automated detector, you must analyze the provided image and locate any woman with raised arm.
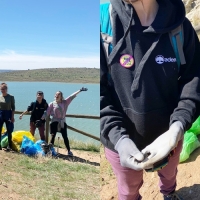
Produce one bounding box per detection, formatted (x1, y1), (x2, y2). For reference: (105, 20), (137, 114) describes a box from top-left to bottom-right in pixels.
(44, 87), (87, 156)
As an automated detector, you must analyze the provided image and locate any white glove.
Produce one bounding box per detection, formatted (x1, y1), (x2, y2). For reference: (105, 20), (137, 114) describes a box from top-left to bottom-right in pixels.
(115, 136), (144, 171)
(140, 121), (184, 169)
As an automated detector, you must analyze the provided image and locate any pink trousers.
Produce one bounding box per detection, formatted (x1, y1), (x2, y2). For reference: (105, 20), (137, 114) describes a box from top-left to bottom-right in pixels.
(105, 140), (183, 200)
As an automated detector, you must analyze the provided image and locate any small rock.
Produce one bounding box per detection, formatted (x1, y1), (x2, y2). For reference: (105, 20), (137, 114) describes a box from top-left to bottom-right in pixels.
(188, 174), (192, 178)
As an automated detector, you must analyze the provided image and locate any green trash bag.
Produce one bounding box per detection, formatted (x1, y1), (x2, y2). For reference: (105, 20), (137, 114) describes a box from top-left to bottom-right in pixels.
(1, 136), (8, 148)
(180, 131), (200, 163)
(187, 116), (200, 135)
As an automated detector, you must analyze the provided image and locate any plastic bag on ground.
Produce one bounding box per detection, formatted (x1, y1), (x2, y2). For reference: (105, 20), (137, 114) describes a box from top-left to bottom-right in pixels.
(179, 131), (200, 162)
(51, 146), (57, 156)
(35, 140), (46, 156)
(187, 116), (200, 136)
(12, 130), (35, 152)
(12, 130), (35, 144)
(21, 137), (57, 156)
(1, 136), (8, 148)
(21, 136), (37, 156)
(1, 132), (8, 141)
(1, 127), (6, 134)
(35, 140), (57, 156)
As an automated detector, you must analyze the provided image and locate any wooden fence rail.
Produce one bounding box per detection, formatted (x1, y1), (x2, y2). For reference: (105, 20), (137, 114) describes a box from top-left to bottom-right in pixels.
(14, 111), (100, 142)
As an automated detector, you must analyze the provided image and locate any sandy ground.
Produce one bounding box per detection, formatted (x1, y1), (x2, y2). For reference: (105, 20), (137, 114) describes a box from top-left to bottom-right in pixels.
(101, 146), (200, 200)
(57, 148), (100, 165)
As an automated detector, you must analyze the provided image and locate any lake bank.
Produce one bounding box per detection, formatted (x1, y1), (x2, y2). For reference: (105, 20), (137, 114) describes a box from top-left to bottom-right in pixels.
(0, 68), (100, 83)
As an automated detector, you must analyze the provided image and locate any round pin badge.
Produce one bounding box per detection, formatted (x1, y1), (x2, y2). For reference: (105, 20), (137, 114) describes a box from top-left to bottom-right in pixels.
(120, 54), (134, 68)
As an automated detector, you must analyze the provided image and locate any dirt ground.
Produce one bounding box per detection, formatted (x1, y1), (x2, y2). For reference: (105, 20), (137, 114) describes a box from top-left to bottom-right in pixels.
(58, 148), (100, 164)
(101, 146), (200, 200)
(0, 148), (100, 200)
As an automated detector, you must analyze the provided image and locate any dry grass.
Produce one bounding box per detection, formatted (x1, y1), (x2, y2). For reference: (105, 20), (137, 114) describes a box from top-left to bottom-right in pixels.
(0, 149), (100, 200)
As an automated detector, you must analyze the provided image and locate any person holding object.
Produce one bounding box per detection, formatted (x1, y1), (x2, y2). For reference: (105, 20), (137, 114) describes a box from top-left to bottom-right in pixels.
(43, 87), (87, 157)
(0, 83), (15, 151)
(19, 91), (48, 141)
(100, 0), (200, 199)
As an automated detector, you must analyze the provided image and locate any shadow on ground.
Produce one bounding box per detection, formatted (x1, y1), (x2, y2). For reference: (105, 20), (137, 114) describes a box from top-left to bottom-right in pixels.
(55, 153), (100, 167)
(2, 148), (100, 167)
(177, 184), (200, 200)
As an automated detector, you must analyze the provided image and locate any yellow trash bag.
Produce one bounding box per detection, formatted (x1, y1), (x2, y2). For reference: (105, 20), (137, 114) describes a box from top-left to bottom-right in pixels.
(12, 130), (35, 152)
(1, 127), (6, 134)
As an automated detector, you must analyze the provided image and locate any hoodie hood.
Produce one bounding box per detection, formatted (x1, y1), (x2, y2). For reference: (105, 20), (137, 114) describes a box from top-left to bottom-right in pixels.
(110, 0), (186, 33)
(42, 99), (47, 104)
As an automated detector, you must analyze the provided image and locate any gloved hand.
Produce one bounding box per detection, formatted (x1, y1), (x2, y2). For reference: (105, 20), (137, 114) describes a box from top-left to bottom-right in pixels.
(140, 121), (184, 169)
(115, 136), (144, 171)
(80, 87), (88, 92)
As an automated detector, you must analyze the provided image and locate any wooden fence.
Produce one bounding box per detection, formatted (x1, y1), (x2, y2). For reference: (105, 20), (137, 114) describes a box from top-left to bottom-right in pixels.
(14, 111), (100, 142)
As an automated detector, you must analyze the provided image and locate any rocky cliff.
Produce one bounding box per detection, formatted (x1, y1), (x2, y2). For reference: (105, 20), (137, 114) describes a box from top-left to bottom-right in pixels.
(183, 0), (200, 37)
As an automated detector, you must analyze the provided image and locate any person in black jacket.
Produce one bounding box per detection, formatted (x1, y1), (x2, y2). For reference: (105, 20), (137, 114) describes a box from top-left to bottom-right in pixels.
(100, 0), (200, 199)
(19, 91), (48, 141)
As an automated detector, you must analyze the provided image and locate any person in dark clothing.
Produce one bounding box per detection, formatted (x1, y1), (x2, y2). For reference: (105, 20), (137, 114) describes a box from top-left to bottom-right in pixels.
(19, 91), (48, 141)
(0, 83), (15, 151)
(100, 0), (200, 199)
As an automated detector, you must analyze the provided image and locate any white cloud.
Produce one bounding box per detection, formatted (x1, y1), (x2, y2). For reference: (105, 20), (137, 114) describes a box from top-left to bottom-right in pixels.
(0, 50), (99, 70)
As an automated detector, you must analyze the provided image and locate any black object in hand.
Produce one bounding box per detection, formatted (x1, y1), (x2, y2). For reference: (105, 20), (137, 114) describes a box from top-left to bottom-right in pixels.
(145, 150), (175, 172)
(35, 120), (42, 127)
(80, 87), (88, 92)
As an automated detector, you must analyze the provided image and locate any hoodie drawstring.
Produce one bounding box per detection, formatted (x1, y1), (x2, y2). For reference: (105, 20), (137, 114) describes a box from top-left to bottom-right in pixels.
(131, 34), (162, 96)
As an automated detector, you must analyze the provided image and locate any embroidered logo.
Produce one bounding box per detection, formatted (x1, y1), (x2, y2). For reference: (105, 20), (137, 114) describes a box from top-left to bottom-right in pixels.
(155, 55), (176, 64)
(120, 54), (134, 68)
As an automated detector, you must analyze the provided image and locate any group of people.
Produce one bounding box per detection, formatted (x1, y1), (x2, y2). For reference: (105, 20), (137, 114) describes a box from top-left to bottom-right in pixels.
(0, 82), (87, 156)
(100, 0), (200, 199)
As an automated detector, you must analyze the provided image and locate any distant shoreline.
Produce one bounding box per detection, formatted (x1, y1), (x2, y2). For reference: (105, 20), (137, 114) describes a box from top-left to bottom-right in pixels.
(4, 80), (99, 84)
(0, 68), (100, 83)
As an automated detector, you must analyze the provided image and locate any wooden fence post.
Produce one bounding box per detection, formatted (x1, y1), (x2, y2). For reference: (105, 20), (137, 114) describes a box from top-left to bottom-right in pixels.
(45, 116), (50, 143)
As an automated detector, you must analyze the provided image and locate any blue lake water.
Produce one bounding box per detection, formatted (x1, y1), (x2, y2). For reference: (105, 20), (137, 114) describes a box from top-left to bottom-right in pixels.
(4, 82), (100, 144)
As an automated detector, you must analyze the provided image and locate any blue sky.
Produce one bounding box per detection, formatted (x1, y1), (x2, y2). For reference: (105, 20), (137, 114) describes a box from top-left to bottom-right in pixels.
(0, 0), (99, 70)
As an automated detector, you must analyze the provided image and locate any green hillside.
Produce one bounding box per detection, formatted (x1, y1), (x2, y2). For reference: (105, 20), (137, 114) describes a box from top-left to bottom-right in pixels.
(0, 68), (99, 83)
